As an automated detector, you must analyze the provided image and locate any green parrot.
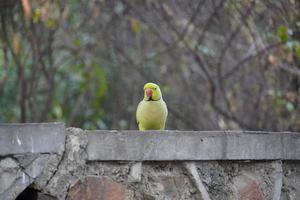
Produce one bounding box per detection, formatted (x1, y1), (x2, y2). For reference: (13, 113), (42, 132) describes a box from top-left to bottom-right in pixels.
(136, 82), (168, 130)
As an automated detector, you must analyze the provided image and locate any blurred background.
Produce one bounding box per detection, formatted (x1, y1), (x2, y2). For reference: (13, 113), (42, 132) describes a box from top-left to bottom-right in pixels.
(0, 0), (299, 131)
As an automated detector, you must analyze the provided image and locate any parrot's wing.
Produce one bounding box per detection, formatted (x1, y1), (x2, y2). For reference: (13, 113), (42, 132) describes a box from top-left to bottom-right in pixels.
(163, 100), (168, 116)
(136, 101), (142, 130)
(161, 100), (168, 130)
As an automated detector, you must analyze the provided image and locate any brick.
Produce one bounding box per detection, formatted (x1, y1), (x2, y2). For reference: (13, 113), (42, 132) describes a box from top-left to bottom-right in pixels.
(233, 174), (263, 200)
(66, 177), (130, 200)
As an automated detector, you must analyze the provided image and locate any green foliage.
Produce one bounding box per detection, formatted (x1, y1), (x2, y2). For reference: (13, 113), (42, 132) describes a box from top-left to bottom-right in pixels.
(131, 18), (141, 34)
(294, 43), (300, 60)
(0, 0), (299, 131)
(277, 24), (300, 60)
(0, 67), (18, 122)
(73, 38), (81, 47)
(277, 25), (288, 42)
(0, 0), (110, 129)
(46, 18), (57, 29)
(286, 102), (295, 112)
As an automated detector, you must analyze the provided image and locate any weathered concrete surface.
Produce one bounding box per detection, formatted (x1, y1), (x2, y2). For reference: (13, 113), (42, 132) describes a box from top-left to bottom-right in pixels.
(140, 162), (201, 200)
(193, 161), (285, 200)
(281, 161), (300, 199)
(184, 162), (211, 200)
(0, 123), (65, 155)
(1, 126), (300, 200)
(0, 158), (20, 194)
(32, 128), (203, 200)
(34, 127), (89, 199)
(0, 123), (65, 200)
(87, 130), (300, 161)
(0, 155), (53, 200)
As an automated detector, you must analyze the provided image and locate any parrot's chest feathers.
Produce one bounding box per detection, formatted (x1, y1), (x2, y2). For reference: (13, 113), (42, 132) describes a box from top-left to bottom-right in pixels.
(137, 99), (167, 130)
(144, 101), (165, 119)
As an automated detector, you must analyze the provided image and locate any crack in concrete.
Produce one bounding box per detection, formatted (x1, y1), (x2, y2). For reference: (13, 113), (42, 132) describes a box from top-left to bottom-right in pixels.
(44, 152), (66, 189)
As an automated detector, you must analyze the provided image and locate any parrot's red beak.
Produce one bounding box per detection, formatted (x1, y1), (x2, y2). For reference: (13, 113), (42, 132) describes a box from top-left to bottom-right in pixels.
(145, 88), (152, 97)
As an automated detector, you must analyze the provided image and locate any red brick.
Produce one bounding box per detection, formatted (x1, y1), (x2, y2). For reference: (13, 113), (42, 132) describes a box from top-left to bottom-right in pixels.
(66, 177), (128, 200)
(233, 174), (263, 200)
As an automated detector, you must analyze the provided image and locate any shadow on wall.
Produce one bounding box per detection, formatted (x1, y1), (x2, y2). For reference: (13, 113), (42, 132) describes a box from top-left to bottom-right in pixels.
(16, 186), (57, 200)
(15, 187), (37, 200)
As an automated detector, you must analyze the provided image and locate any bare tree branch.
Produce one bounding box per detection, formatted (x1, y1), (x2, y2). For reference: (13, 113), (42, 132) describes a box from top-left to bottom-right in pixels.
(222, 43), (282, 79)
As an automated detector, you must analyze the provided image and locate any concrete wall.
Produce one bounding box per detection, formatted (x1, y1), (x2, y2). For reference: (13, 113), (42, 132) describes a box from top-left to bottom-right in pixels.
(0, 123), (299, 200)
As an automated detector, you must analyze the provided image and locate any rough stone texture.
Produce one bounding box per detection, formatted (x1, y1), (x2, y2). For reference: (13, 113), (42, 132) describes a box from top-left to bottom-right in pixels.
(1, 126), (300, 200)
(193, 161), (235, 200)
(0, 155), (53, 200)
(0, 123), (65, 200)
(66, 176), (133, 200)
(281, 161), (300, 200)
(189, 161), (286, 200)
(35, 127), (89, 200)
(37, 193), (58, 200)
(128, 162), (142, 182)
(140, 162), (201, 200)
(272, 161), (283, 200)
(32, 154), (62, 191)
(87, 130), (300, 161)
(184, 162), (211, 200)
(0, 158), (20, 194)
(0, 123), (65, 155)
(160, 175), (193, 199)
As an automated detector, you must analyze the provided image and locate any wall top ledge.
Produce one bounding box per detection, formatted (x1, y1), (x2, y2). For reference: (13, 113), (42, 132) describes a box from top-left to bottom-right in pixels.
(0, 123), (65, 156)
(1, 125), (299, 161)
(87, 130), (300, 161)
(87, 130), (299, 135)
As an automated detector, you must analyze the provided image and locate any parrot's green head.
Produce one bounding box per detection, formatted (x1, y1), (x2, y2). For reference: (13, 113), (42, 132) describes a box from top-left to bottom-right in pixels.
(143, 82), (162, 101)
